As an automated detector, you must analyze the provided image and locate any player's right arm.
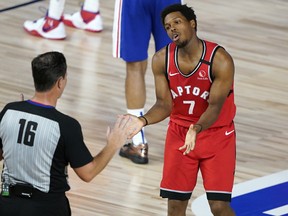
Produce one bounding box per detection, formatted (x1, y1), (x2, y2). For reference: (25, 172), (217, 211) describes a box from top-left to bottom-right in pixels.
(145, 48), (173, 123)
(126, 48), (173, 139)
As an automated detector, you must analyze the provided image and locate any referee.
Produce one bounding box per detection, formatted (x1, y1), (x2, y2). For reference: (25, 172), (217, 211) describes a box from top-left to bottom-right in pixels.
(0, 51), (130, 216)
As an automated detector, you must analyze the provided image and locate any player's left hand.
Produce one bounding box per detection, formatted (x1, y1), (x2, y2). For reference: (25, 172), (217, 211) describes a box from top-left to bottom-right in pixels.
(179, 124), (197, 155)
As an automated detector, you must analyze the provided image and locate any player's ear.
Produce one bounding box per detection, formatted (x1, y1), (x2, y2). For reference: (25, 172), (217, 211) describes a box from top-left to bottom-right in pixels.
(190, 19), (196, 31)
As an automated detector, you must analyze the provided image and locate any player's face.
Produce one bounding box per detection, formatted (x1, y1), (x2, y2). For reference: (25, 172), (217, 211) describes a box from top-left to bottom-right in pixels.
(164, 12), (194, 48)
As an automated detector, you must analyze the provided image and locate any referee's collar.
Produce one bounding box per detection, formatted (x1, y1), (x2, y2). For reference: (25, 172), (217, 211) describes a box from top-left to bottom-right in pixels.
(27, 100), (55, 109)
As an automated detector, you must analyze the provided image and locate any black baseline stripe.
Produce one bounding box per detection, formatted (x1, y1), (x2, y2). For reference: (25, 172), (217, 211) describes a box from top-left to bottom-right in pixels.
(0, 0), (44, 13)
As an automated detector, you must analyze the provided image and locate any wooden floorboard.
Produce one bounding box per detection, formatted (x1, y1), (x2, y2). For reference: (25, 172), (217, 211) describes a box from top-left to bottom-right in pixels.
(0, 0), (288, 215)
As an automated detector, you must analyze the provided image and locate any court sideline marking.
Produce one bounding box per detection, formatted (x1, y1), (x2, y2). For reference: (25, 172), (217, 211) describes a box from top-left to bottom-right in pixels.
(0, 0), (44, 13)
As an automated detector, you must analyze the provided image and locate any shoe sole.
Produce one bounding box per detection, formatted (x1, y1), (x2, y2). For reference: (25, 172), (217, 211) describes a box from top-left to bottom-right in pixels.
(24, 28), (66, 40)
(63, 20), (103, 32)
(119, 151), (148, 164)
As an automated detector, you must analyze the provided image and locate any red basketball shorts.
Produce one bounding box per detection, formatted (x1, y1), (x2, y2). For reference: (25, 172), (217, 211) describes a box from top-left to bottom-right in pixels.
(160, 121), (236, 201)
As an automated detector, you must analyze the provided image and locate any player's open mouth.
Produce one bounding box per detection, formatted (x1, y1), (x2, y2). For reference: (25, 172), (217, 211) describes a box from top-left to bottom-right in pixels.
(172, 33), (179, 42)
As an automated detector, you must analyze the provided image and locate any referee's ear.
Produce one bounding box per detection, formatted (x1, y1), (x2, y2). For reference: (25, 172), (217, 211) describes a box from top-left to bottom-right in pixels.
(56, 75), (67, 95)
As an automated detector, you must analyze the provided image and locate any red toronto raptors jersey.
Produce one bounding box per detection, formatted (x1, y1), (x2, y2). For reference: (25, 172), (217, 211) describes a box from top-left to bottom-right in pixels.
(166, 40), (236, 128)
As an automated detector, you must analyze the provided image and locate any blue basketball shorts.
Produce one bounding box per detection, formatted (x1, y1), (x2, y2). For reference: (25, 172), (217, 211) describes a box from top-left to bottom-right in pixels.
(113, 0), (182, 62)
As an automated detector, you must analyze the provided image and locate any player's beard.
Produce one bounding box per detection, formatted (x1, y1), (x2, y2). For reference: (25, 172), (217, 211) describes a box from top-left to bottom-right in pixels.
(177, 39), (188, 48)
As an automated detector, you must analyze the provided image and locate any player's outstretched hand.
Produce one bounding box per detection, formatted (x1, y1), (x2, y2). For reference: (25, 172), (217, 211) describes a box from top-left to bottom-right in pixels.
(179, 124), (197, 155)
(106, 115), (131, 149)
(124, 114), (145, 139)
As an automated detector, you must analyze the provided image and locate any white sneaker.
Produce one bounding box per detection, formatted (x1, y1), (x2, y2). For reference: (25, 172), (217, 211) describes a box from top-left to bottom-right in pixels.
(24, 16), (66, 40)
(63, 10), (103, 32)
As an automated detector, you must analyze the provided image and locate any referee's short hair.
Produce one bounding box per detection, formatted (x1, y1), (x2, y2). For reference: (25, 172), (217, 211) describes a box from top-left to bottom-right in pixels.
(32, 51), (67, 92)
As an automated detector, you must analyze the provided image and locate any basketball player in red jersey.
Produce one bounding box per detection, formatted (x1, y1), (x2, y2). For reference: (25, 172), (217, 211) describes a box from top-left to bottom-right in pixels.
(126, 4), (236, 216)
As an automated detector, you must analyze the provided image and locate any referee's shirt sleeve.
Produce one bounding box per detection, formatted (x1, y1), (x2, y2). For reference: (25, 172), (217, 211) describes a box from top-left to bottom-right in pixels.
(64, 118), (94, 168)
(0, 105), (7, 150)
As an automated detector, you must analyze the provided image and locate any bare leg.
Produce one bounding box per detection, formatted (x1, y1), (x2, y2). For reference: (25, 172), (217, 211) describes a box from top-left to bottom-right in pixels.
(168, 199), (189, 216)
(208, 200), (235, 216)
(125, 60), (147, 109)
(125, 60), (148, 145)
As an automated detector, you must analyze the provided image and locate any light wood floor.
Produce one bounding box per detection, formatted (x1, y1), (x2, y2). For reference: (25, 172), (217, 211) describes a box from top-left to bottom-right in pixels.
(0, 0), (288, 215)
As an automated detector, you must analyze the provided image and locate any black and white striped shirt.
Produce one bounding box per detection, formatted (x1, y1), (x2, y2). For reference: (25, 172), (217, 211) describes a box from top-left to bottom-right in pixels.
(0, 100), (93, 193)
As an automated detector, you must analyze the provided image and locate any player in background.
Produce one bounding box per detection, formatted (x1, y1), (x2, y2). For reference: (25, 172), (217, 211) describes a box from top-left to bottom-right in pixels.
(112, 0), (183, 164)
(24, 0), (102, 40)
